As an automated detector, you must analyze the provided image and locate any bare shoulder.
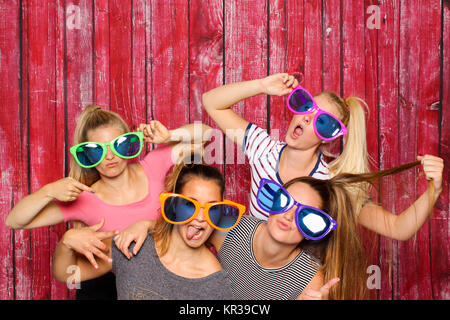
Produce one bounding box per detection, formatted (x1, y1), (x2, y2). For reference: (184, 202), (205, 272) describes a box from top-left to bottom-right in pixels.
(202, 247), (223, 274)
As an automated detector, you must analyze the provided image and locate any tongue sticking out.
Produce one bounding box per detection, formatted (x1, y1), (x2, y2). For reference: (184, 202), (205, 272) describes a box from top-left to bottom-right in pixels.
(294, 126), (303, 137)
(186, 226), (201, 240)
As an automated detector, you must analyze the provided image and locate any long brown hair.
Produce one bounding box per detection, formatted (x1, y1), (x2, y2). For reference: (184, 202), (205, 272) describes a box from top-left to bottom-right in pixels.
(69, 105), (130, 186)
(284, 160), (424, 300)
(152, 161), (225, 256)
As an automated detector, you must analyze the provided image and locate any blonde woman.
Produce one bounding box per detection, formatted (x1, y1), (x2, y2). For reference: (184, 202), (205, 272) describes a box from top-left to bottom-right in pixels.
(5, 105), (211, 299)
(201, 73), (444, 241)
(53, 163), (243, 300)
(212, 160), (427, 300)
(111, 159), (430, 299)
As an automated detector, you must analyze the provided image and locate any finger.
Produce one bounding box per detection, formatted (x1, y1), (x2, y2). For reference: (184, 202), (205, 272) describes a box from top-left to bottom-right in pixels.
(150, 120), (156, 133)
(303, 289), (322, 299)
(142, 125), (153, 139)
(137, 123), (146, 132)
(119, 238), (132, 259)
(121, 236), (134, 259)
(91, 247), (112, 264)
(69, 190), (82, 198)
(71, 180), (95, 193)
(89, 218), (105, 232)
(285, 75), (295, 86)
(93, 241), (108, 254)
(422, 166), (444, 175)
(422, 159), (444, 168)
(292, 72), (303, 84)
(146, 123), (155, 139)
(132, 236), (145, 255)
(84, 252), (99, 269)
(422, 164), (444, 173)
(96, 230), (120, 241)
(420, 154), (443, 162)
(114, 234), (127, 257)
(322, 278), (340, 291)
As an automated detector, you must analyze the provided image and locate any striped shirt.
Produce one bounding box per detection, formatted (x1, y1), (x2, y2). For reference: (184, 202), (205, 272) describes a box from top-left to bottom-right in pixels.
(217, 216), (320, 300)
(243, 123), (329, 220)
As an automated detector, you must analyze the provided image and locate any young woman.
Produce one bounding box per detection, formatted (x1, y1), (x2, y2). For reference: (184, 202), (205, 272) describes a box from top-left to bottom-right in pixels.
(211, 160), (427, 300)
(112, 158), (429, 299)
(201, 73), (444, 241)
(5, 105), (211, 299)
(53, 163), (245, 300)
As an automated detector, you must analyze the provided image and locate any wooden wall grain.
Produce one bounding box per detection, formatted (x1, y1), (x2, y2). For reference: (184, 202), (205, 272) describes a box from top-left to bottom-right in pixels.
(0, 0), (448, 300)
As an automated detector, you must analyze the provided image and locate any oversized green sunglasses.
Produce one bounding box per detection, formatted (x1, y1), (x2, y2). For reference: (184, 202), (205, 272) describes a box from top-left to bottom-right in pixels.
(70, 132), (144, 168)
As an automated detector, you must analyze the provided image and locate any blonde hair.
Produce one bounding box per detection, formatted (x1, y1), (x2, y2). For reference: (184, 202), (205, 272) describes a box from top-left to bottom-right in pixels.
(69, 105), (130, 186)
(315, 92), (372, 216)
(285, 160), (422, 300)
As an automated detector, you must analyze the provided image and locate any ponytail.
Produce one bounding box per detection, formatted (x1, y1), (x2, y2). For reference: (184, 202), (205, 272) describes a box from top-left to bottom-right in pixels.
(315, 92), (372, 216)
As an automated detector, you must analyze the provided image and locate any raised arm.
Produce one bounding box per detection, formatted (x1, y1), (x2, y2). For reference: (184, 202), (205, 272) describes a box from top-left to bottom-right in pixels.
(202, 73), (298, 147)
(138, 120), (212, 164)
(5, 177), (94, 230)
(358, 155), (444, 241)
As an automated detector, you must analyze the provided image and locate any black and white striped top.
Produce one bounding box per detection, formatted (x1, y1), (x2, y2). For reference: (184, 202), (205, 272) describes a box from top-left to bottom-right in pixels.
(243, 123), (329, 220)
(217, 216), (320, 300)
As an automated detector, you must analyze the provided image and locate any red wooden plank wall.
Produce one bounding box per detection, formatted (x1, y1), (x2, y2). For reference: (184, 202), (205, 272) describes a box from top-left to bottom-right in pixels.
(0, 0), (448, 300)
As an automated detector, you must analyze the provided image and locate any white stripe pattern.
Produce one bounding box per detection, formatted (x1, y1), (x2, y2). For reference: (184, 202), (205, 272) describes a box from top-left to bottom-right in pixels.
(243, 123), (329, 220)
(217, 216), (320, 300)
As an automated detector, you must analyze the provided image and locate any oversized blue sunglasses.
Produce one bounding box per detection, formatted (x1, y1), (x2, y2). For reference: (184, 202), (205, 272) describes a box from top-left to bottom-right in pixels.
(256, 178), (337, 240)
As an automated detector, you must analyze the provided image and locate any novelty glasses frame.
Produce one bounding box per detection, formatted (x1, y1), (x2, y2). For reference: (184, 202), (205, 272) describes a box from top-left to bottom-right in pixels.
(287, 85), (348, 141)
(70, 131), (144, 169)
(256, 178), (337, 240)
(159, 192), (246, 231)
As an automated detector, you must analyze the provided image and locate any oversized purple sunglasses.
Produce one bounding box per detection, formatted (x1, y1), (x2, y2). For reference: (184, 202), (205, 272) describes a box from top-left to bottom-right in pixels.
(287, 85), (348, 141)
(256, 178), (337, 241)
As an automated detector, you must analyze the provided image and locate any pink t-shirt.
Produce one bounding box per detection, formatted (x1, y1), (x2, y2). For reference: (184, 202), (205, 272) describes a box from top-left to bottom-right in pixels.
(57, 146), (174, 232)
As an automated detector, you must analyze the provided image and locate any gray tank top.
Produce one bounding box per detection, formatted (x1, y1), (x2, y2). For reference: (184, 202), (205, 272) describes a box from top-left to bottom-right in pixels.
(112, 233), (234, 300)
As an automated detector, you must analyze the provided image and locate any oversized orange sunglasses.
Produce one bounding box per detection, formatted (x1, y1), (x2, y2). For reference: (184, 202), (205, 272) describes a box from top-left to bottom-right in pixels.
(159, 193), (246, 231)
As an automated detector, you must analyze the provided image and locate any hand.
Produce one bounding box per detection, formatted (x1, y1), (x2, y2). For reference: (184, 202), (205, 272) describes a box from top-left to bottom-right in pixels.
(62, 219), (118, 269)
(138, 120), (171, 144)
(45, 177), (94, 202)
(417, 155), (444, 194)
(301, 278), (340, 300)
(113, 220), (152, 259)
(258, 73), (299, 96)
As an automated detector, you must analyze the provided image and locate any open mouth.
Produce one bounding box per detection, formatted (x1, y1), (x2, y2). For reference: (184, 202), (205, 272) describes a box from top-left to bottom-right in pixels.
(291, 124), (303, 139)
(186, 225), (205, 241)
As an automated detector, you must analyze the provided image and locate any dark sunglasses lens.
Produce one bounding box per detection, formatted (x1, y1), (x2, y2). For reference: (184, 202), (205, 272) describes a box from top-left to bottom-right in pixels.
(257, 182), (291, 213)
(114, 134), (142, 158)
(315, 114), (342, 139)
(297, 208), (331, 239)
(289, 89), (314, 113)
(208, 204), (240, 230)
(76, 144), (104, 167)
(164, 196), (196, 223)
